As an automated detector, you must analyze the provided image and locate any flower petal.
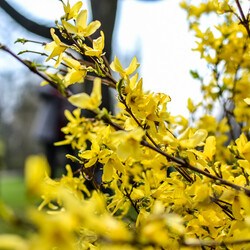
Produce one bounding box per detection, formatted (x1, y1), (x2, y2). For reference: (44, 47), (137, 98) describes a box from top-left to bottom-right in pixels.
(126, 56), (140, 75)
(76, 9), (88, 29)
(62, 20), (78, 34)
(68, 92), (91, 109)
(84, 20), (101, 37)
(110, 56), (124, 74)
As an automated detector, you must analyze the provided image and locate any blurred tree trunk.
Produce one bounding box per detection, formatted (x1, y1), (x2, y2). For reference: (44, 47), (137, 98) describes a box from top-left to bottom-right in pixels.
(90, 0), (118, 112)
(90, 0), (118, 60)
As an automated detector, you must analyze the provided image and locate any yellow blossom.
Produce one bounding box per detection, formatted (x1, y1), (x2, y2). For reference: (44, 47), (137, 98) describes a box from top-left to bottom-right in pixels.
(187, 98), (201, 113)
(102, 154), (125, 182)
(45, 28), (68, 68)
(204, 136), (216, 161)
(164, 127), (208, 149)
(244, 98), (250, 105)
(62, 9), (101, 37)
(236, 133), (250, 162)
(63, 57), (87, 86)
(110, 127), (145, 160)
(84, 31), (105, 57)
(62, 0), (82, 20)
(68, 77), (102, 110)
(110, 56), (140, 79)
(24, 155), (50, 196)
(78, 140), (100, 168)
(179, 128), (208, 149)
(0, 235), (28, 250)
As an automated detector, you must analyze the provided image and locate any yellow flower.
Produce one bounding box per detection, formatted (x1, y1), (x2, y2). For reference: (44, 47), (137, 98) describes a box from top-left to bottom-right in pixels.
(45, 28), (68, 68)
(63, 57), (87, 86)
(68, 77), (102, 110)
(62, 0), (82, 20)
(29, 208), (76, 250)
(236, 133), (250, 162)
(110, 127), (145, 160)
(62, 9), (101, 37)
(215, 0), (231, 14)
(242, 142), (250, 162)
(110, 56), (140, 79)
(163, 127), (208, 149)
(25, 155), (50, 196)
(204, 136), (216, 161)
(187, 98), (201, 113)
(78, 140), (100, 168)
(238, 160), (250, 175)
(0, 235), (28, 250)
(178, 128), (208, 149)
(84, 31), (105, 57)
(102, 154), (125, 182)
(244, 98), (250, 105)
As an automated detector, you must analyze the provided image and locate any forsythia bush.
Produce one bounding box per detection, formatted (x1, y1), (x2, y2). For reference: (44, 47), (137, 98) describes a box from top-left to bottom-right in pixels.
(1, 0), (250, 249)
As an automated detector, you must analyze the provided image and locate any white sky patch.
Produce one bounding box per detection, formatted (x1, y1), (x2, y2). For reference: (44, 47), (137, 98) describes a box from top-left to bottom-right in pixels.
(7, 0), (91, 23)
(114, 0), (206, 116)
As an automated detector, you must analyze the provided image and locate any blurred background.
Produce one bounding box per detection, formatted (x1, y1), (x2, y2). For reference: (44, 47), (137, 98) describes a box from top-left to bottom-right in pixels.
(0, 0), (204, 200)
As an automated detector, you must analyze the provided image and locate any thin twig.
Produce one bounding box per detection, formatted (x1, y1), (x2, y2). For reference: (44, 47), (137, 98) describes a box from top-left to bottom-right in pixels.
(65, 30), (117, 87)
(0, 44), (73, 97)
(87, 36), (112, 73)
(211, 199), (235, 220)
(124, 187), (139, 214)
(64, 50), (96, 68)
(15, 38), (47, 46)
(85, 75), (116, 89)
(140, 139), (250, 196)
(120, 96), (193, 183)
(235, 0), (250, 37)
(95, 111), (250, 195)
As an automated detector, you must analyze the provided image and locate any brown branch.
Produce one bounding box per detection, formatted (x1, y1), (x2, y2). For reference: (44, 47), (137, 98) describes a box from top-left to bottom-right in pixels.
(213, 64), (237, 141)
(235, 0), (250, 37)
(87, 36), (111, 73)
(16, 39), (47, 46)
(85, 75), (115, 89)
(64, 29), (117, 87)
(141, 139), (250, 196)
(87, 108), (250, 196)
(120, 95), (193, 183)
(0, 44), (73, 97)
(211, 199), (235, 220)
(95, 111), (250, 196)
(124, 188), (139, 215)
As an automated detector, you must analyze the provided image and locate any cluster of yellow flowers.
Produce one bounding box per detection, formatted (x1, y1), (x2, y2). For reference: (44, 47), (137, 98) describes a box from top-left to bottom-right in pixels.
(1, 0), (250, 249)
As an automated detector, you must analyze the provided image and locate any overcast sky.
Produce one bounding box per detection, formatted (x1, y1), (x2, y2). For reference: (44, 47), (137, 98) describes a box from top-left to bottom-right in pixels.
(1, 0), (206, 117)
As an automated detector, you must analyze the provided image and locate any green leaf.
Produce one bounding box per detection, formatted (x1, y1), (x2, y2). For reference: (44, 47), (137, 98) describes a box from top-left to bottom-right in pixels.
(15, 38), (27, 44)
(97, 108), (111, 121)
(116, 79), (125, 97)
(95, 62), (106, 77)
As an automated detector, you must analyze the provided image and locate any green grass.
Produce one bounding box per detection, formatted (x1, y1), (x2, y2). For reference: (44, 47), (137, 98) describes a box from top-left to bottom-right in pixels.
(0, 174), (38, 234)
(0, 174), (27, 209)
